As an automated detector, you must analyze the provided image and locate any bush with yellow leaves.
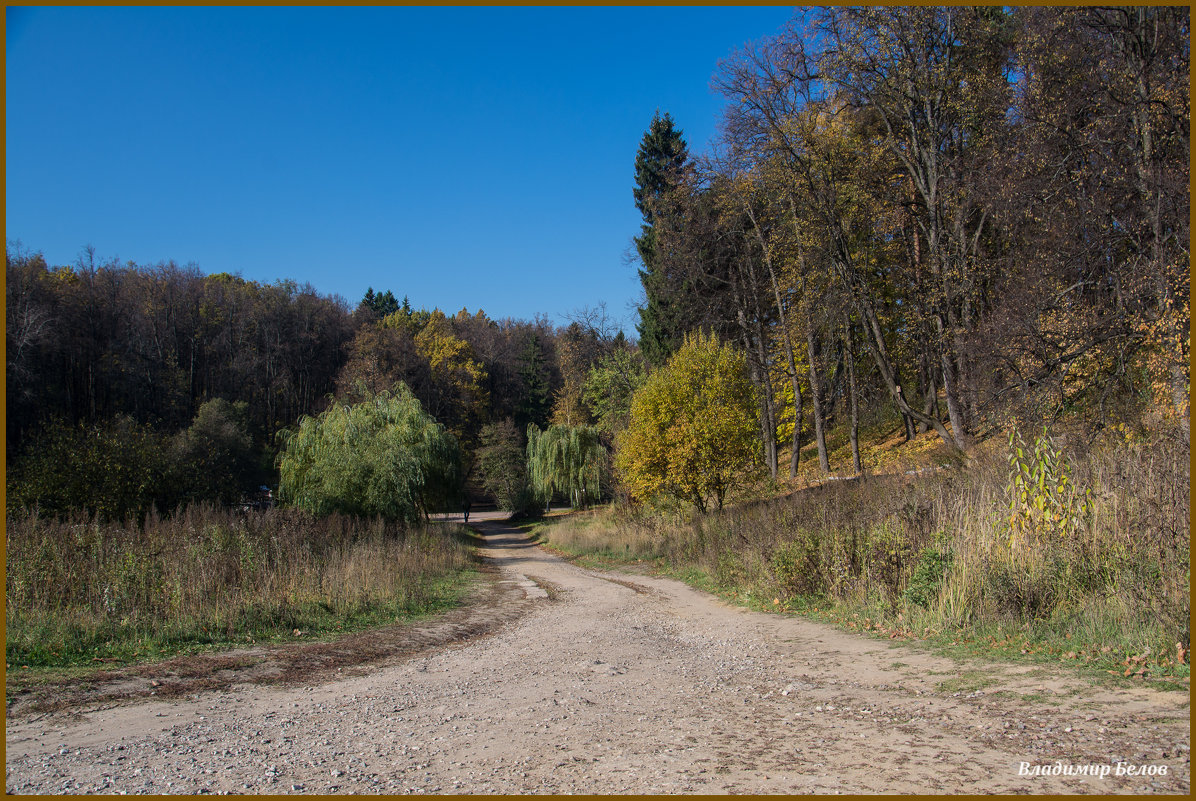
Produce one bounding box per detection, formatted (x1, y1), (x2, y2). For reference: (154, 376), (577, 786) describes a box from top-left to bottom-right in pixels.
(614, 331), (762, 512)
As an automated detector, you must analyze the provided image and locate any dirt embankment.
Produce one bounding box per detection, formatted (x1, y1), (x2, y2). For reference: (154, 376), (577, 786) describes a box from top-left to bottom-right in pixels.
(6, 517), (1190, 794)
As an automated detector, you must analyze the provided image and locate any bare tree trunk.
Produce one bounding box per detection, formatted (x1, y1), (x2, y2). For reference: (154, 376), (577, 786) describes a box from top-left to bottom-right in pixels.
(806, 325), (830, 474)
(844, 323), (862, 475)
(783, 190), (961, 453)
(742, 248), (780, 480)
(734, 288), (778, 479)
(748, 326), (779, 479)
(941, 349), (968, 447)
(746, 198), (805, 477)
(937, 314), (970, 450)
(848, 266), (959, 451)
(919, 341), (939, 432)
(790, 370), (804, 476)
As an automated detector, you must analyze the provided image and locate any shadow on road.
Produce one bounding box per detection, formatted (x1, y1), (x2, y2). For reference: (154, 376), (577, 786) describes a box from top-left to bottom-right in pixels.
(471, 525), (537, 551)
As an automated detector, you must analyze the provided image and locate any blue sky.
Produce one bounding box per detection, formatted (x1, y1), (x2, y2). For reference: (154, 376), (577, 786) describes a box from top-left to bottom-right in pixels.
(6, 5), (795, 332)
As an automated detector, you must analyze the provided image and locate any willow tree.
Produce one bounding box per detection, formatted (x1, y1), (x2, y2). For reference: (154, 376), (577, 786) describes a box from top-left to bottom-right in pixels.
(526, 423), (605, 510)
(277, 382), (461, 523)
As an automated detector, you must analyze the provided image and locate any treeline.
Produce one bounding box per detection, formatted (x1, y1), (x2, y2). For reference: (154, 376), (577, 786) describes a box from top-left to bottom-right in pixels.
(7, 8), (1188, 521)
(5, 244), (641, 518)
(6, 250), (351, 453)
(632, 5), (1189, 477)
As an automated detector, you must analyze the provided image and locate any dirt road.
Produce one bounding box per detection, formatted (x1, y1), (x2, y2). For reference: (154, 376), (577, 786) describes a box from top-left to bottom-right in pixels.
(5, 517), (1190, 794)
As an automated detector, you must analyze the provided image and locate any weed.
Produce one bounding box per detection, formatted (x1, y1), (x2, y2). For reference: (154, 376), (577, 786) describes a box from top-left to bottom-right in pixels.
(904, 542), (953, 609)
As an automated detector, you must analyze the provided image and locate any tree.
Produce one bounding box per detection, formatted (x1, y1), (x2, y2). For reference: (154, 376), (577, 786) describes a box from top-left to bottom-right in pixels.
(171, 397), (261, 506)
(549, 322), (599, 428)
(633, 110), (691, 365)
(277, 383), (462, 523)
(515, 333), (553, 431)
(475, 418), (535, 514)
(358, 287), (401, 320)
(335, 324), (431, 403)
(412, 310), (489, 445)
(998, 6), (1190, 435)
(715, 24), (964, 452)
(818, 6), (1015, 448)
(615, 331), (762, 512)
(526, 423), (606, 510)
(583, 345), (647, 440)
(7, 415), (172, 522)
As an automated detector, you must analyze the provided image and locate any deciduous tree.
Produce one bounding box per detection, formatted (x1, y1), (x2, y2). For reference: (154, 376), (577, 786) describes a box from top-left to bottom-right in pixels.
(526, 423), (605, 510)
(277, 383), (462, 523)
(615, 331), (761, 512)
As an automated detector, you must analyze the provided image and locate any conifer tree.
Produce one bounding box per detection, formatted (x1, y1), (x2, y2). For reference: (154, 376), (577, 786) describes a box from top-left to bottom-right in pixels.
(633, 111), (690, 365)
(515, 334), (553, 431)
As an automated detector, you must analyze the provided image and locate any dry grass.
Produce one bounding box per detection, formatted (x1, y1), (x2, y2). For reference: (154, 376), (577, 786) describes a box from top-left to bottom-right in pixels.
(542, 427), (1190, 675)
(6, 504), (476, 667)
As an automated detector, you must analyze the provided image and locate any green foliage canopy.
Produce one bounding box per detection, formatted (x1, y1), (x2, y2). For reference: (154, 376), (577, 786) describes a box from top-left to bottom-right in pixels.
(633, 110), (691, 366)
(171, 398), (261, 506)
(475, 418), (536, 514)
(7, 415), (172, 522)
(526, 423), (605, 510)
(516, 334), (553, 431)
(583, 347), (648, 439)
(277, 383), (462, 523)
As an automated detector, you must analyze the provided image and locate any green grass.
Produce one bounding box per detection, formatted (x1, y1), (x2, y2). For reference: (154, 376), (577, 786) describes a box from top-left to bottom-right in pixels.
(935, 672), (998, 694)
(6, 570), (478, 670)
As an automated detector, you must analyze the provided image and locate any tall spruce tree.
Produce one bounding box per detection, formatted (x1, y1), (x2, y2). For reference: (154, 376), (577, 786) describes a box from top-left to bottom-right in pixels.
(633, 111), (689, 365)
(515, 334), (552, 431)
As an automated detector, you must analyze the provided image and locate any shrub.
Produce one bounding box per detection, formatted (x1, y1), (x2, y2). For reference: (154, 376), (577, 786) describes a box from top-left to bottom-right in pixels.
(1006, 428), (1091, 550)
(550, 428), (1189, 669)
(903, 543), (954, 609)
(6, 415), (172, 522)
(772, 530), (825, 598)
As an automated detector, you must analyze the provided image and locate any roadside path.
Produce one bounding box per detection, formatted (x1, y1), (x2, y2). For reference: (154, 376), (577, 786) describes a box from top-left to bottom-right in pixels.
(6, 518), (1189, 793)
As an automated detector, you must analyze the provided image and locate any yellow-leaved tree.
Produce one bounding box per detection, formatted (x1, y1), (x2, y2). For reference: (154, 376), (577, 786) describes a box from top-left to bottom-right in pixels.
(615, 331), (762, 512)
(407, 311), (489, 445)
